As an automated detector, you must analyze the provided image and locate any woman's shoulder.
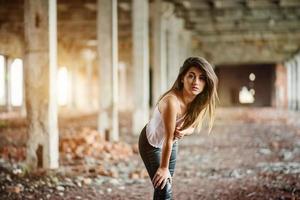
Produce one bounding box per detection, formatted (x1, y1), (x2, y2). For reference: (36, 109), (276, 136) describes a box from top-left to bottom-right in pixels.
(158, 92), (180, 110)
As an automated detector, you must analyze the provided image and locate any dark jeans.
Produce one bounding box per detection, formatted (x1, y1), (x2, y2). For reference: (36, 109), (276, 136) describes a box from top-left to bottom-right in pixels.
(138, 125), (178, 200)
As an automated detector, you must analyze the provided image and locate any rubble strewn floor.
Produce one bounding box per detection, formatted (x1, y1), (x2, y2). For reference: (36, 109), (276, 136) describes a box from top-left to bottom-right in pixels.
(0, 107), (300, 200)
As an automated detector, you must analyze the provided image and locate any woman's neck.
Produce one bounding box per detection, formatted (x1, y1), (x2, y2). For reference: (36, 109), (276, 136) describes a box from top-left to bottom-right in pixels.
(178, 89), (195, 106)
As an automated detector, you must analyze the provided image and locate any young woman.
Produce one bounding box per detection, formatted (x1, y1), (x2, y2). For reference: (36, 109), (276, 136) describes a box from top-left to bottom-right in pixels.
(138, 57), (218, 200)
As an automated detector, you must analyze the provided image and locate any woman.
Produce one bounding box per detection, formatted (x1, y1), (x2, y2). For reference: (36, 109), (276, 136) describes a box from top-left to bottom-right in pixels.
(138, 57), (218, 199)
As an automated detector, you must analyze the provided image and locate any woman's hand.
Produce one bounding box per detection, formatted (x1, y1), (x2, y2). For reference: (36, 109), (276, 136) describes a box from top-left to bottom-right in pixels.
(152, 167), (172, 189)
(173, 126), (185, 140)
(174, 126), (195, 140)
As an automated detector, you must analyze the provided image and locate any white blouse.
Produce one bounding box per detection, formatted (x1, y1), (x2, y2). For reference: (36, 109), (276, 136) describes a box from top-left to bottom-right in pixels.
(146, 106), (184, 148)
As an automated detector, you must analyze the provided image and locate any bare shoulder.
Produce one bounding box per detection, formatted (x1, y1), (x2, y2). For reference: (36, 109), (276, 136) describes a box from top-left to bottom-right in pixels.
(158, 93), (179, 113)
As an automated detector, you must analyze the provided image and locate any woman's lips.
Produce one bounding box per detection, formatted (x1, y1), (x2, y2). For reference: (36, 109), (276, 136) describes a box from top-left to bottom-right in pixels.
(192, 86), (199, 91)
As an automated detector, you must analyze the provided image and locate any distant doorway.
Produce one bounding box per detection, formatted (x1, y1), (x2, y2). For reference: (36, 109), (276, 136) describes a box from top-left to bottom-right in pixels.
(215, 64), (275, 107)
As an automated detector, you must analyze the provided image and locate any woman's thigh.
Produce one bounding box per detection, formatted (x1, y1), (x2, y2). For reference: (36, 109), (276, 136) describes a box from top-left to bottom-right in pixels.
(139, 128), (178, 180)
(168, 141), (178, 177)
(138, 127), (161, 179)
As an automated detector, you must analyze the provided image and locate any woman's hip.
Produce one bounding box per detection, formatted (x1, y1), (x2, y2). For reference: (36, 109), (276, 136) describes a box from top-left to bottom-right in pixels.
(138, 125), (178, 169)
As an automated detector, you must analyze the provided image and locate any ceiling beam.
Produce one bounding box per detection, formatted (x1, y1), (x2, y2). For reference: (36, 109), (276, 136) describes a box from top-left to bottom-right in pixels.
(188, 7), (300, 21)
(280, 0), (300, 7)
(192, 31), (300, 43)
(193, 19), (300, 34)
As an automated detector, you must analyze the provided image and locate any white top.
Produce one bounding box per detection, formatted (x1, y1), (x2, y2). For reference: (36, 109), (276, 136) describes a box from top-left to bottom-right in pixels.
(146, 105), (185, 148)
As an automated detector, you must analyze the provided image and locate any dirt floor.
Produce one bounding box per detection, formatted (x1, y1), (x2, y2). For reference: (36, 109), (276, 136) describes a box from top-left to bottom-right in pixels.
(0, 107), (300, 200)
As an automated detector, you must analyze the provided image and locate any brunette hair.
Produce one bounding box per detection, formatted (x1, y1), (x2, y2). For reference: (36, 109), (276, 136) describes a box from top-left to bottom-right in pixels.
(158, 57), (219, 133)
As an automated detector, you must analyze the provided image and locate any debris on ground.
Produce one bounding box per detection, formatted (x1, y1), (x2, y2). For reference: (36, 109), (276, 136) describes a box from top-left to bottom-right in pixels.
(1, 108), (300, 199)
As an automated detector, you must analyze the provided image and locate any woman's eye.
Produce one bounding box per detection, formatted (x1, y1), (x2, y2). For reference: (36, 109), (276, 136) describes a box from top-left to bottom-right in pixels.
(188, 74), (194, 79)
(199, 76), (206, 81)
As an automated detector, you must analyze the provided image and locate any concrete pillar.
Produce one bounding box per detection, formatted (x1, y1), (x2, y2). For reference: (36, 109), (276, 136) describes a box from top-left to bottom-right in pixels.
(178, 30), (186, 69)
(21, 58), (27, 117)
(166, 15), (182, 88)
(289, 61), (294, 110)
(82, 49), (96, 111)
(183, 30), (192, 59)
(5, 57), (13, 112)
(292, 60), (297, 110)
(97, 0), (119, 142)
(152, 0), (168, 105)
(70, 61), (78, 109)
(125, 62), (134, 110)
(118, 63), (127, 110)
(24, 0), (59, 169)
(296, 55), (300, 110)
(0, 56), (6, 106)
(132, 0), (150, 135)
(176, 29), (192, 68)
(273, 64), (287, 108)
(286, 61), (292, 109)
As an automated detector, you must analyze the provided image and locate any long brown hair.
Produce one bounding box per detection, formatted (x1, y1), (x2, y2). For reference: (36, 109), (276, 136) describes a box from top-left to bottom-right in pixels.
(158, 57), (219, 134)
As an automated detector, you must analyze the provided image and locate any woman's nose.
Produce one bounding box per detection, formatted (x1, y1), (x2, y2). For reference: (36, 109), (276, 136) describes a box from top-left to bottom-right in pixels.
(193, 77), (199, 84)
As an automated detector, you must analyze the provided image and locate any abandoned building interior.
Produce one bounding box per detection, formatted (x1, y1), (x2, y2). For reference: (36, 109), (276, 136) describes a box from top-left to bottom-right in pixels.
(0, 0), (300, 199)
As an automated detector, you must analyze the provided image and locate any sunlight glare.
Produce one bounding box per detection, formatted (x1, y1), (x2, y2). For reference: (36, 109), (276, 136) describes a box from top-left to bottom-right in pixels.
(57, 67), (70, 106)
(0, 55), (5, 105)
(10, 58), (23, 106)
(239, 86), (255, 104)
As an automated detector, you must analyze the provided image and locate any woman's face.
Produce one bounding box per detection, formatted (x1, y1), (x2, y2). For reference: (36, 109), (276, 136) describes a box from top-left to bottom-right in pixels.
(182, 66), (206, 96)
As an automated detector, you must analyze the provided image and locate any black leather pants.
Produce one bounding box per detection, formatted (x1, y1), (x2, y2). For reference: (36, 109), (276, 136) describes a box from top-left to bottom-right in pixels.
(138, 125), (178, 200)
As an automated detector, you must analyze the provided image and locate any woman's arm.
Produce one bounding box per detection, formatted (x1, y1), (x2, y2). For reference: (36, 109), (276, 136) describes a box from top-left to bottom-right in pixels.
(173, 125), (195, 140)
(152, 95), (178, 189)
(182, 126), (195, 136)
(160, 96), (178, 167)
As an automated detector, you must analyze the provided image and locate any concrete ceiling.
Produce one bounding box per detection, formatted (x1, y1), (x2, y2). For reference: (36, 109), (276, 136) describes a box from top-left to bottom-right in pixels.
(168, 0), (300, 64)
(0, 0), (299, 65)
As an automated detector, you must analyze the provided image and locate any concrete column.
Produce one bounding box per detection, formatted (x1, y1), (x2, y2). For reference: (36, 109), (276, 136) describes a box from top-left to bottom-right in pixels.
(82, 49), (96, 111)
(70, 61), (78, 109)
(296, 55), (300, 111)
(132, 0), (150, 135)
(0, 56), (6, 106)
(178, 30), (186, 69)
(292, 60), (297, 110)
(177, 29), (192, 67)
(183, 30), (192, 59)
(290, 61), (294, 110)
(118, 63), (127, 110)
(166, 15), (180, 88)
(125, 64), (134, 110)
(168, 17), (186, 88)
(152, 0), (168, 105)
(176, 19), (184, 66)
(24, 0), (59, 169)
(97, 0), (119, 142)
(21, 58), (27, 117)
(5, 57), (13, 112)
(286, 61), (292, 109)
(273, 64), (287, 108)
